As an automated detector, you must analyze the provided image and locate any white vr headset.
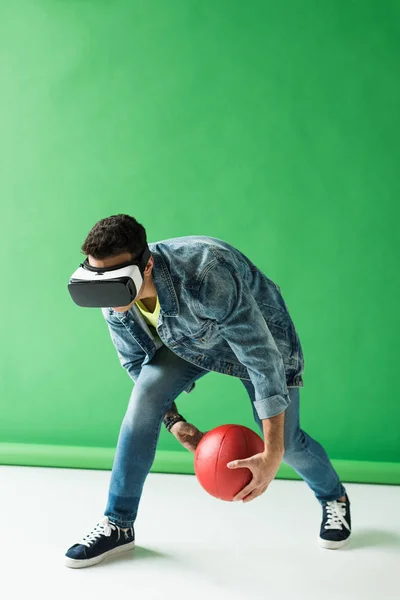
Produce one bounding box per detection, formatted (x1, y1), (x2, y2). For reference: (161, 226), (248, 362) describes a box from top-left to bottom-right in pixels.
(68, 246), (151, 308)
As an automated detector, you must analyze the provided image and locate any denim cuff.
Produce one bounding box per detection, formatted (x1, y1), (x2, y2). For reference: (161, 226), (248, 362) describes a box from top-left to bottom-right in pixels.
(253, 394), (291, 419)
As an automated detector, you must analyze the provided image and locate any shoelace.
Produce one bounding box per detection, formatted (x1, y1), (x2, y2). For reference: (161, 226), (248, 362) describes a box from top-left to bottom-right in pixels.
(324, 500), (350, 531)
(78, 516), (117, 548)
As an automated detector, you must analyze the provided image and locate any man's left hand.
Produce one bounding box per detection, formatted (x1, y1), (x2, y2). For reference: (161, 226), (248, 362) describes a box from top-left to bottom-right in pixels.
(227, 450), (283, 503)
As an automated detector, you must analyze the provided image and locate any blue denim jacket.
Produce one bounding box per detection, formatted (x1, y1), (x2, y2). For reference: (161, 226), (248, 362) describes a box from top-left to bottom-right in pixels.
(101, 236), (304, 419)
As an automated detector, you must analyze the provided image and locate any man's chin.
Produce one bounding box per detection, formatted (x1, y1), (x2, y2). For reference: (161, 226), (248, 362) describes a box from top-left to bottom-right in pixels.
(113, 301), (136, 312)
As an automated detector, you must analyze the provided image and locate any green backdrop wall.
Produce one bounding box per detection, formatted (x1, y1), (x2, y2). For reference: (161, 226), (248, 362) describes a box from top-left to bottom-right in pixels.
(1, 1), (399, 484)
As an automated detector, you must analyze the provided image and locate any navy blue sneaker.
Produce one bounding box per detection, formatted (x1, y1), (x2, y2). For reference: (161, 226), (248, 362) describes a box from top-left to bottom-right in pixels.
(319, 495), (351, 549)
(65, 516), (135, 568)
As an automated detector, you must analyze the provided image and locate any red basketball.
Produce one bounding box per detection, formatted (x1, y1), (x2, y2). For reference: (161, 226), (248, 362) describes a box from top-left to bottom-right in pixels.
(194, 424), (265, 501)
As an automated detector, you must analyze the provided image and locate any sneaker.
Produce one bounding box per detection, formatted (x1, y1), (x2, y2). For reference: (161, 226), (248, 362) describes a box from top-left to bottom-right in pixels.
(65, 516), (135, 568)
(319, 495), (351, 549)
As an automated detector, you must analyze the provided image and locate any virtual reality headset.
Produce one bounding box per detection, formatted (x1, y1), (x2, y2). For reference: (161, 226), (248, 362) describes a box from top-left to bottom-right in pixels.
(68, 245), (151, 308)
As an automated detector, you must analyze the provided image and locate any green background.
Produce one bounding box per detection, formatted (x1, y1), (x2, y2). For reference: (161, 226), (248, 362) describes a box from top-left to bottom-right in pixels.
(1, 1), (399, 483)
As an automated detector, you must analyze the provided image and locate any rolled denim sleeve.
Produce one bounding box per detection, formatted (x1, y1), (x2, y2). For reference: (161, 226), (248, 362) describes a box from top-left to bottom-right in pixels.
(103, 316), (143, 383)
(197, 261), (291, 419)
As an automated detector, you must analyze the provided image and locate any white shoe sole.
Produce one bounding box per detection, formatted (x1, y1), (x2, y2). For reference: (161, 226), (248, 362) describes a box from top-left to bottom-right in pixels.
(318, 537), (350, 549)
(65, 540), (136, 568)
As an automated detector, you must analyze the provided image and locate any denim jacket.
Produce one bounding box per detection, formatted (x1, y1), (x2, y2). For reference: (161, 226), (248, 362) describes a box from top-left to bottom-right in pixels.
(101, 236), (304, 419)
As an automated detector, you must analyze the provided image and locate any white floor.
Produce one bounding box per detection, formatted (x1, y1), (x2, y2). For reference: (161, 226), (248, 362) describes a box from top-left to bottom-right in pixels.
(1, 466), (399, 600)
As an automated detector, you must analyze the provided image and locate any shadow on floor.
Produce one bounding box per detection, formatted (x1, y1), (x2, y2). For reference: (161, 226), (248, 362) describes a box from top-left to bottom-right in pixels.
(344, 529), (400, 551)
(105, 545), (170, 566)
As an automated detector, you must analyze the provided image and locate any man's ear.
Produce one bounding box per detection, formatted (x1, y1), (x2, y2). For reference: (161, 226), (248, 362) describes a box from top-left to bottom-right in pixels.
(144, 255), (154, 276)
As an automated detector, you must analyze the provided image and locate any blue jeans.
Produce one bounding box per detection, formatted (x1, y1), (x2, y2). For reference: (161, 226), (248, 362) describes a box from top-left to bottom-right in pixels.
(104, 345), (346, 527)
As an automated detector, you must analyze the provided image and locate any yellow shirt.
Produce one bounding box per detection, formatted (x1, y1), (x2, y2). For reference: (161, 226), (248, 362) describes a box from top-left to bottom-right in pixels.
(136, 296), (161, 332)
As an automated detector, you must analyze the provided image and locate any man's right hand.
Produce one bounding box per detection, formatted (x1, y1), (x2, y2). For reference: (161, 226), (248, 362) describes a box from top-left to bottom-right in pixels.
(170, 421), (206, 454)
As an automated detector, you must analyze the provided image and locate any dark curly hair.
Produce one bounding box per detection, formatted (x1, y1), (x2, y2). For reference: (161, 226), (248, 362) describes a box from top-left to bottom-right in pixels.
(81, 214), (147, 260)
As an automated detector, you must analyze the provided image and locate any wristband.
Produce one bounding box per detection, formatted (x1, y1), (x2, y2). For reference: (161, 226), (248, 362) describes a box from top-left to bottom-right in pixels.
(163, 413), (187, 433)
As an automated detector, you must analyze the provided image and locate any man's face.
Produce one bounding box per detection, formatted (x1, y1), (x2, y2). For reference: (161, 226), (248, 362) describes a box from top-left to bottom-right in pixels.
(88, 252), (142, 312)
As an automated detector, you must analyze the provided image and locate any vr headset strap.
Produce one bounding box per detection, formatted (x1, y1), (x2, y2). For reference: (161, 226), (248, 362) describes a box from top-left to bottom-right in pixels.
(81, 244), (151, 276)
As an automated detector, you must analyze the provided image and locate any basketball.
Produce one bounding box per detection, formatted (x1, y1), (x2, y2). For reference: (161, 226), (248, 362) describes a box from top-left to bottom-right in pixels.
(194, 424), (265, 501)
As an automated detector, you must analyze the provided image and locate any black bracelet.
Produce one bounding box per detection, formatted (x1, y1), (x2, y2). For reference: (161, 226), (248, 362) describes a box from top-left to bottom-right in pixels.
(163, 414), (187, 433)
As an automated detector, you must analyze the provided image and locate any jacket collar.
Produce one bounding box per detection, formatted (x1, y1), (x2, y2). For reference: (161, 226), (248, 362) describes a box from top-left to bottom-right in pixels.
(151, 248), (180, 317)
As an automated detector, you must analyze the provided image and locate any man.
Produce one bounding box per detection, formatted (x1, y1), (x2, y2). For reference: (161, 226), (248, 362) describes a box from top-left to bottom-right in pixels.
(65, 214), (351, 568)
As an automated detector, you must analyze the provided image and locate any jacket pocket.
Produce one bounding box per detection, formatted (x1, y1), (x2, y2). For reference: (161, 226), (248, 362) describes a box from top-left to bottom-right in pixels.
(173, 321), (218, 353)
(186, 320), (216, 343)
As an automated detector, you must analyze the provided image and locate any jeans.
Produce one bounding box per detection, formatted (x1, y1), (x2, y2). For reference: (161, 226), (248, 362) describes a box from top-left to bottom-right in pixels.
(104, 345), (346, 528)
